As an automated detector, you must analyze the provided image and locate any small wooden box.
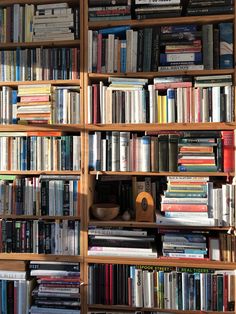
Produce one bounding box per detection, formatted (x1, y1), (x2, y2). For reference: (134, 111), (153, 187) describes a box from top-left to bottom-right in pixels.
(135, 192), (154, 222)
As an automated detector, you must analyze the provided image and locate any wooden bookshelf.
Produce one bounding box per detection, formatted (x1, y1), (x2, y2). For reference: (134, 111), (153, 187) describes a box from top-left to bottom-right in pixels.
(83, 0), (236, 312)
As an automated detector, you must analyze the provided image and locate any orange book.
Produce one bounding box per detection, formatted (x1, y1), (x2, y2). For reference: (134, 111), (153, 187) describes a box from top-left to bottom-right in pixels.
(161, 203), (208, 212)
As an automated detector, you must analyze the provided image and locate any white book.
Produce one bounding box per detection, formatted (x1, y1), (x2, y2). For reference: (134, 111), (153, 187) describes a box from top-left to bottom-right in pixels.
(222, 184), (230, 226)
(101, 139), (107, 171)
(143, 270), (154, 308)
(88, 228), (147, 236)
(134, 269), (143, 307)
(88, 30), (93, 73)
(125, 90), (131, 123)
(120, 132), (130, 171)
(148, 84), (156, 123)
(0, 271), (26, 280)
(88, 250), (157, 258)
(225, 85), (233, 122)
(140, 136), (150, 172)
(158, 65), (204, 71)
(200, 273), (206, 311)
(107, 34), (115, 73)
(135, 0), (180, 3)
(212, 86), (221, 122)
(111, 131), (120, 171)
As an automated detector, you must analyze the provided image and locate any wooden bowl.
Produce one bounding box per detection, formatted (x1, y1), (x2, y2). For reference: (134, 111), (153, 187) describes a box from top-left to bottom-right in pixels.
(90, 203), (120, 221)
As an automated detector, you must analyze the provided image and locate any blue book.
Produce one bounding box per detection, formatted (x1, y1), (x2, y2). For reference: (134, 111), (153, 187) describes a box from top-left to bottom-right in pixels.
(1, 280), (7, 314)
(98, 25), (130, 36)
(161, 24), (197, 34)
(219, 23), (233, 69)
(11, 90), (18, 124)
(120, 40), (127, 73)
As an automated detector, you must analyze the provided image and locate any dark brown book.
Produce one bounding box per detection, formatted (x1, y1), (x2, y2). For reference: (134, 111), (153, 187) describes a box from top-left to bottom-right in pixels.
(158, 135), (169, 172)
(168, 134), (179, 172)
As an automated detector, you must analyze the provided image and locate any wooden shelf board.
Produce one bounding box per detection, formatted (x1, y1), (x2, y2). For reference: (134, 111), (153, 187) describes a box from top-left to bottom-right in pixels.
(88, 14), (234, 28)
(86, 122), (236, 131)
(0, 79), (80, 87)
(0, 215), (80, 220)
(0, 171), (81, 175)
(88, 220), (230, 230)
(0, 253), (82, 262)
(0, 124), (83, 132)
(88, 304), (233, 314)
(86, 257), (236, 270)
(88, 69), (234, 79)
(89, 171), (234, 177)
(0, 0), (79, 5)
(0, 40), (80, 49)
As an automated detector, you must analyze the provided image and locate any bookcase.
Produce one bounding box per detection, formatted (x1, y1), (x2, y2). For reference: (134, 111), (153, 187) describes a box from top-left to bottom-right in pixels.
(83, 0), (236, 313)
(0, 0), (235, 313)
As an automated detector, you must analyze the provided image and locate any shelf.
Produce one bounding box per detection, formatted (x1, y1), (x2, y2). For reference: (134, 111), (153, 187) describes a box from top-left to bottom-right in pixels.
(0, 171), (81, 175)
(89, 171), (234, 177)
(0, 253), (82, 262)
(88, 304), (233, 313)
(0, 215), (80, 220)
(0, 0), (79, 5)
(88, 69), (234, 79)
(88, 14), (235, 29)
(0, 40), (80, 49)
(86, 122), (236, 131)
(0, 79), (80, 87)
(0, 124), (84, 132)
(86, 257), (236, 270)
(88, 220), (231, 230)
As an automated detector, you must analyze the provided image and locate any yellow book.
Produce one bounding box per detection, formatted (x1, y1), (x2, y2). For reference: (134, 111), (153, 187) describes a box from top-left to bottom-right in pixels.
(157, 94), (162, 123)
(161, 95), (167, 123)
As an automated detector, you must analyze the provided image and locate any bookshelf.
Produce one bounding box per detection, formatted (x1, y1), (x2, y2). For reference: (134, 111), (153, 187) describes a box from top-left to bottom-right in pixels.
(83, 0), (236, 313)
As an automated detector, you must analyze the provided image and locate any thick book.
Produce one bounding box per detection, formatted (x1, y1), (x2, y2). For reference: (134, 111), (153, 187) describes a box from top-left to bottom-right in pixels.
(221, 131), (234, 172)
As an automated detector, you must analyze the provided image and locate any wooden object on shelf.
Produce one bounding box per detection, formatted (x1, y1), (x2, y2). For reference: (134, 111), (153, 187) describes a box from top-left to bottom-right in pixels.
(90, 203), (120, 221)
(135, 192), (154, 222)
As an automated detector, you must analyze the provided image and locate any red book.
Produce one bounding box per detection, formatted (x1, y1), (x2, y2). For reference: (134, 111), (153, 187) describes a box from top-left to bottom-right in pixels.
(20, 95), (50, 102)
(178, 159), (215, 164)
(223, 273), (228, 311)
(221, 131), (234, 172)
(105, 263), (109, 304)
(155, 81), (192, 89)
(161, 203), (208, 212)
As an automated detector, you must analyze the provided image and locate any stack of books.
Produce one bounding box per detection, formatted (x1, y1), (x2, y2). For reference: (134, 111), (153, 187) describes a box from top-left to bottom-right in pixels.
(186, 0), (233, 16)
(177, 131), (221, 172)
(88, 227), (157, 258)
(17, 84), (52, 124)
(160, 231), (208, 259)
(159, 24), (203, 71)
(158, 176), (216, 227)
(32, 2), (75, 41)
(88, 0), (131, 21)
(134, 0), (182, 19)
(30, 261), (81, 314)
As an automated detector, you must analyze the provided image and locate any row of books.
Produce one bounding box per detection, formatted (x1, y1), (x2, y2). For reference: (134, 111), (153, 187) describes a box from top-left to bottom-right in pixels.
(0, 2), (79, 43)
(0, 277), (32, 313)
(88, 0), (233, 21)
(0, 84), (80, 125)
(88, 130), (233, 173)
(88, 23), (233, 73)
(88, 76), (234, 124)
(0, 219), (80, 255)
(30, 261), (80, 313)
(0, 134), (81, 171)
(0, 47), (79, 82)
(0, 175), (80, 217)
(17, 84), (81, 125)
(88, 263), (235, 311)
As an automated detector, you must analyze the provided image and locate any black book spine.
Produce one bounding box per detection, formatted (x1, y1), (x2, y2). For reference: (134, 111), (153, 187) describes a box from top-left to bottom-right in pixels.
(158, 135), (169, 172)
(44, 222), (51, 254)
(14, 221), (21, 253)
(213, 28), (220, 69)
(41, 180), (49, 216)
(137, 29), (144, 72)
(168, 134), (179, 172)
(151, 26), (160, 72)
(5, 220), (13, 253)
(38, 220), (45, 254)
(20, 221), (26, 253)
(63, 182), (70, 216)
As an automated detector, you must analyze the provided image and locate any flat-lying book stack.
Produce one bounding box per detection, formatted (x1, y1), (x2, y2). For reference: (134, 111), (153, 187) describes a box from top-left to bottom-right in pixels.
(32, 2), (76, 41)
(30, 261), (81, 314)
(17, 84), (52, 124)
(186, 0), (233, 16)
(88, 0), (131, 21)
